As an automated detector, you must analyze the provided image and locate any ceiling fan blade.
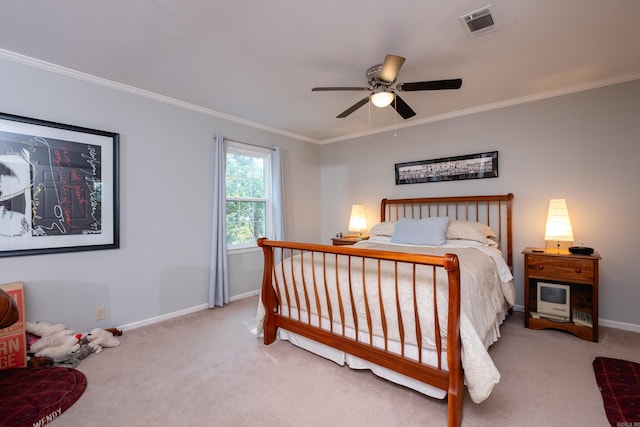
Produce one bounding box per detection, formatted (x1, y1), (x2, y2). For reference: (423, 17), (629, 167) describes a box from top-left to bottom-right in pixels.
(312, 87), (369, 91)
(337, 97), (370, 118)
(398, 79), (462, 91)
(379, 55), (406, 83)
(391, 94), (416, 119)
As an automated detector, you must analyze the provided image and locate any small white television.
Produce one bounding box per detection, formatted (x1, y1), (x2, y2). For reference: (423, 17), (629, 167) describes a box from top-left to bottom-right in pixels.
(537, 282), (570, 320)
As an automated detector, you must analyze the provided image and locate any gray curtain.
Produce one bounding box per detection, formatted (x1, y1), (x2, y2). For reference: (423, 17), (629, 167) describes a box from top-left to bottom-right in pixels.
(271, 147), (286, 241)
(208, 133), (229, 308)
(253, 146), (286, 335)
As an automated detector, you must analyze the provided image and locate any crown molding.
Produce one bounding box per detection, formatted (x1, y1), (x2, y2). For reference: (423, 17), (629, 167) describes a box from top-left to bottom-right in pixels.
(0, 48), (318, 144)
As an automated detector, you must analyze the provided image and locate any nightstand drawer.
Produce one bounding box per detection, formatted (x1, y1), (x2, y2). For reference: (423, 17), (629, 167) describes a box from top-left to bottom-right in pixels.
(526, 255), (595, 284)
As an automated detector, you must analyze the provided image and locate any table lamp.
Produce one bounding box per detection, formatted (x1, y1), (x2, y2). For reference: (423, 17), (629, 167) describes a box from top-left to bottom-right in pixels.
(347, 204), (367, 237)
(544, 198), (574, 252)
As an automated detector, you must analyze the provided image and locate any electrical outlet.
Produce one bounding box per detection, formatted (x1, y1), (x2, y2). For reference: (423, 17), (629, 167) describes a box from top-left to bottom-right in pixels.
(95, 306), (106, 320)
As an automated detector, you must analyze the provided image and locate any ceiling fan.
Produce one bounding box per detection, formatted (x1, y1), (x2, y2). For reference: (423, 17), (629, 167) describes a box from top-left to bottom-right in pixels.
(312, 54), (462, 119)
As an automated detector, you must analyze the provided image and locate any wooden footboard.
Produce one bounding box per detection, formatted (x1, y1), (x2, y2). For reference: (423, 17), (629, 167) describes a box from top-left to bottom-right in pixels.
(258, 238), (464, 427)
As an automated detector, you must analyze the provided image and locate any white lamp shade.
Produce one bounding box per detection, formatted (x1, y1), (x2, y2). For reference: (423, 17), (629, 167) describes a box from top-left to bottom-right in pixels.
(348, 204), (367, 233)
(370, 91), (394, 108)
(544, 199), (574, 242)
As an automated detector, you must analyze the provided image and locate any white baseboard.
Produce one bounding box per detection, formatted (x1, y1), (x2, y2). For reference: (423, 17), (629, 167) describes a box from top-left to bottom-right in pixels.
(600, 318), (640, 333)
(118, 291), (260, 332)
(230, 289), (260, 301)
(119, 303), (208, 331)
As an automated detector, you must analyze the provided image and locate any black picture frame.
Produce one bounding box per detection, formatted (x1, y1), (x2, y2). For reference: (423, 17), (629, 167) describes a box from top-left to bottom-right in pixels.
(395, 151), (498, 185)
(0, 112), (119, 257)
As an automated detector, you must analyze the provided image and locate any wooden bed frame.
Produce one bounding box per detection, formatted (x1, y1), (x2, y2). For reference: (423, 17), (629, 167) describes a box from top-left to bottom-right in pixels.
(258, 194), (513, 427)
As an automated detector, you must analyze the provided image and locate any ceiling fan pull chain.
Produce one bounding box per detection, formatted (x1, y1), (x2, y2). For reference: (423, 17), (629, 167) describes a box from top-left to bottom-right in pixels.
(368, 98), (372, 138)
(392, 95), (397, 137)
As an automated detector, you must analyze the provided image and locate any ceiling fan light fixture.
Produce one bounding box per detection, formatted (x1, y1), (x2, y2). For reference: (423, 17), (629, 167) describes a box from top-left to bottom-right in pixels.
(313, 53), (462, 119)
(371, 91), (394, 108)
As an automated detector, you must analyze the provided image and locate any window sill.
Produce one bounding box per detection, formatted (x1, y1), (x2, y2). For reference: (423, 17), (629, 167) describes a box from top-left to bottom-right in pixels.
(227, 246), (261, 255)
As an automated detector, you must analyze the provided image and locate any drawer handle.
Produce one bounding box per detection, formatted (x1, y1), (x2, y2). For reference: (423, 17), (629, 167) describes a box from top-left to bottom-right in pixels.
(575, 267), (582, 273)
(537, 264), (544, 270)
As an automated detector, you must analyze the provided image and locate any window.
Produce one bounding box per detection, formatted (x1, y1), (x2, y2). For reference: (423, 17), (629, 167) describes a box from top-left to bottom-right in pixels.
(225, 142), (272, 250)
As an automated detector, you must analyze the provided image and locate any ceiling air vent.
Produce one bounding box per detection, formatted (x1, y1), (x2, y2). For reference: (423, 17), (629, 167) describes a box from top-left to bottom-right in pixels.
(460, 5), (498, 37)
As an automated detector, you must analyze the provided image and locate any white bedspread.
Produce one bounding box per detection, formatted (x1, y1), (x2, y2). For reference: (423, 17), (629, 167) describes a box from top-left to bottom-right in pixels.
(257, 240), (514, 403)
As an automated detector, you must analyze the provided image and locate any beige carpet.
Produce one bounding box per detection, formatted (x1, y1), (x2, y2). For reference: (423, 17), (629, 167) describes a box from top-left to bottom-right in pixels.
(54, 296), (640, 427)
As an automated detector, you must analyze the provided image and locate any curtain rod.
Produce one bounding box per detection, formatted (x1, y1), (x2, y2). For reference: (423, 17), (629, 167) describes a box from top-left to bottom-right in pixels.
(217, 135), (276, 151)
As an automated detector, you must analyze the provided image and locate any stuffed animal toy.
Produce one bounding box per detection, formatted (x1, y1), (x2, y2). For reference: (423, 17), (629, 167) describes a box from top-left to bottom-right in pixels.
(26, 322), (81, 359)
(26, 321), (66, 337)
(35, 340), (80, 359)
(28, 356), (54, 368)
(105, 327), (123, 336)
(75, 344), (93, 361)
(53, 345), (93, 368)
(87, 327), (120, 353)
(29, 329), (76, 353)
(32, 334), (80, 359)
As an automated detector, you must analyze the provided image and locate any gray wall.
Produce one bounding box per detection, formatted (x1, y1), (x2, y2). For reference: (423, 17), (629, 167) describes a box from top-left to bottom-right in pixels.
(320, 79), (640, 330)
(0, 57), (321, 332)
(2, 53), (638, 333)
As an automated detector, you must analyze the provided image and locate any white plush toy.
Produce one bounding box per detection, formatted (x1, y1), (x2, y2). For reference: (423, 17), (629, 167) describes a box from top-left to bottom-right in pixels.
(29, 329), (76, 353)
(35, 338), (80, 359)
(26, 321), (66, 337)
(87, 328), (120, 353)
(26, 322), (81, 359)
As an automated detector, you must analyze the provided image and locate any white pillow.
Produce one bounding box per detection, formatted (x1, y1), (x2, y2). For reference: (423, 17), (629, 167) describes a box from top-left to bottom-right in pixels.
(369, 221), (397, 236)
(367, 235), (393, 243)
(446, 220), (497, 245)
(391, 217), (449, 246)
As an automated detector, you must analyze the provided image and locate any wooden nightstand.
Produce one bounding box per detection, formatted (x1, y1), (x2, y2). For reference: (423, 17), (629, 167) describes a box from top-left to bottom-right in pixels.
(522, 247), (601, 342)
(331, 236), (369, 246)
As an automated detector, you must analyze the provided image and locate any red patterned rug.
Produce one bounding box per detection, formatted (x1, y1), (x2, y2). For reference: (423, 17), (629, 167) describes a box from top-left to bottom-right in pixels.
(593, 357), (640, 427)
(0, 366), (87, 427)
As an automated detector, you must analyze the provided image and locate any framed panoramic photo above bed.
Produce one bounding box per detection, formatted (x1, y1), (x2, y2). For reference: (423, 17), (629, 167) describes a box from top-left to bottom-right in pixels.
(0, 112), (119, 257)
(395, 151), (498, 185)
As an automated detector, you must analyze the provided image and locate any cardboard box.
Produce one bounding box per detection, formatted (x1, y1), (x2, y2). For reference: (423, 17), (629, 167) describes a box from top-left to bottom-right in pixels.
(0, 332), (27, 369)
(0, 282), (26, 369)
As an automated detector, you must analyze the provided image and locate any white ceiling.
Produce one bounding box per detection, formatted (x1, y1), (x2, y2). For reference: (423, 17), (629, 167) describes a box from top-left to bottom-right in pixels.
(1, 1), (639, 144)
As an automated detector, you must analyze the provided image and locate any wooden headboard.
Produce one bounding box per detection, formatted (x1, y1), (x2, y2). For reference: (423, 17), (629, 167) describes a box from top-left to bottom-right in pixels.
(380, 194), (514, 270)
